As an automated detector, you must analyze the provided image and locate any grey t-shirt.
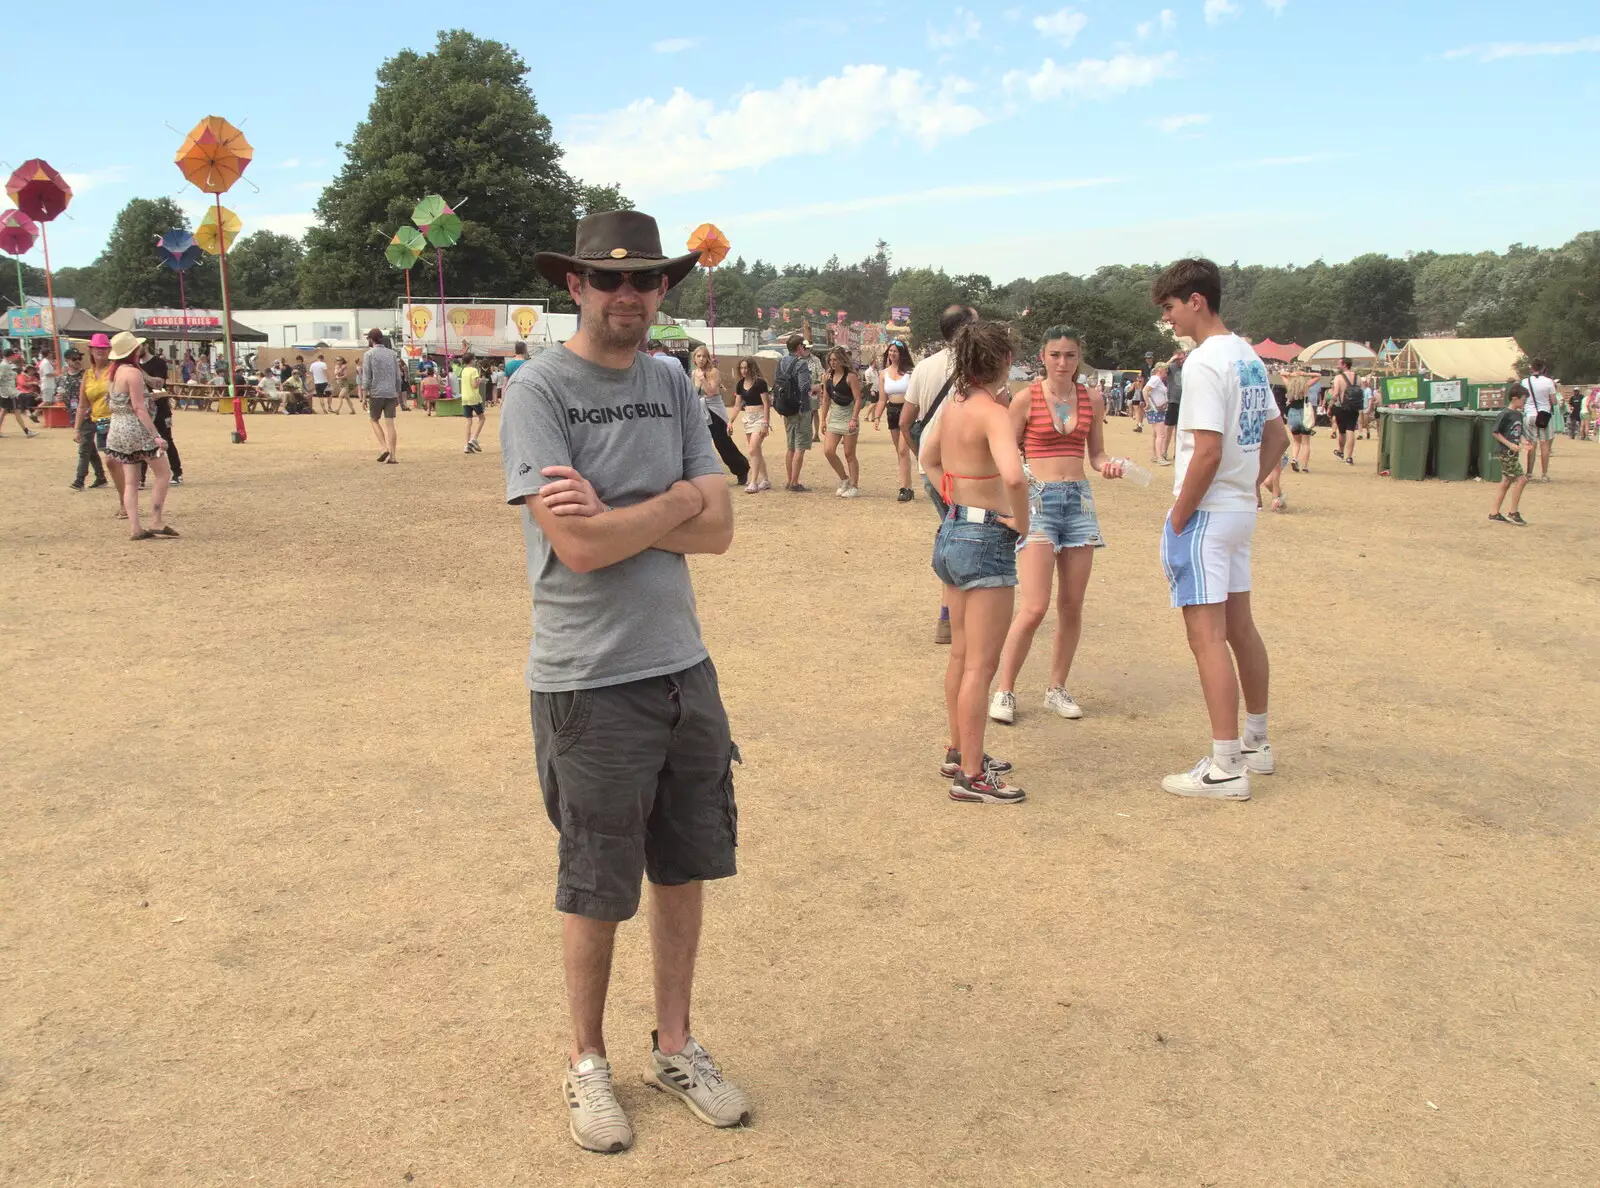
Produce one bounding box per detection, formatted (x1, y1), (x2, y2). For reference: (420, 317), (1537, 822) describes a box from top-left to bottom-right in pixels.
(501, 345), (723, 693)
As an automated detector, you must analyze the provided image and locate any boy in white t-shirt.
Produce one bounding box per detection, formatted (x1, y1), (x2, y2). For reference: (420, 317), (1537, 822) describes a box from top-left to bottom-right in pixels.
(1152, 258), (1289, 801)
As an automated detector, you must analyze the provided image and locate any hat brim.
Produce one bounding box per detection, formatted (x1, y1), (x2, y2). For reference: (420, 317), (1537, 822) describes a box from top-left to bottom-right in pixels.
(534, 249), (701, 292)
(108, 338), (147, 361)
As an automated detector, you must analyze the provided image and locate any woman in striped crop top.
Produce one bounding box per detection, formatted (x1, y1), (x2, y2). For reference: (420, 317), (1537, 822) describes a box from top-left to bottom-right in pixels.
(989, 326), (1125, 726)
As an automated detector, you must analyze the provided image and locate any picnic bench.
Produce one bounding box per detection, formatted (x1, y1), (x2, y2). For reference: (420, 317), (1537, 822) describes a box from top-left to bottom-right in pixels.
(166, 382), (278, 413)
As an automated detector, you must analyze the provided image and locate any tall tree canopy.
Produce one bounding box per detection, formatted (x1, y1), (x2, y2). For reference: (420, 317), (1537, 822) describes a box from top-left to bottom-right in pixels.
(90, 197), (220, 312)
(227, 231), (305, 307)
(298, 30), (624, 306)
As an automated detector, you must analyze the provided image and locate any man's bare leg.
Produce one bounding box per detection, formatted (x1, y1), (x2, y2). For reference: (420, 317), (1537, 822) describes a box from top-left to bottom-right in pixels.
(1182, 602), (1239, 741)
(383, 418), (398, 460)
(649, 881), (702, 1055)
(1224, 592), (1268, 716)
(565, 914), (619, 1061)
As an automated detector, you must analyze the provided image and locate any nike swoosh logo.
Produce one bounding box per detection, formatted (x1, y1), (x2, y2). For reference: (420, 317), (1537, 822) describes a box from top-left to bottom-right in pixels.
(1201, 772), (1242, 785)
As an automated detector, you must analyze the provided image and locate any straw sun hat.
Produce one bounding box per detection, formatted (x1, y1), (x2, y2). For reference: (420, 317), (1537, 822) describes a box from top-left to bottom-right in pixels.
(107, 331), (147, 361)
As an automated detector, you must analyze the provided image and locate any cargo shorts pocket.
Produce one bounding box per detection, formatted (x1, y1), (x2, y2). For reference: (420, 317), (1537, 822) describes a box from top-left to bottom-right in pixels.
(545, 690), (592, 756)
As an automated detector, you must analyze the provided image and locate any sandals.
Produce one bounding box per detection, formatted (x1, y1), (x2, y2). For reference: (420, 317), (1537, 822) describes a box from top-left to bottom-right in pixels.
(131, 529), (157, 540)
(376, 451), (390, 463)
(155, 526), (181, 537)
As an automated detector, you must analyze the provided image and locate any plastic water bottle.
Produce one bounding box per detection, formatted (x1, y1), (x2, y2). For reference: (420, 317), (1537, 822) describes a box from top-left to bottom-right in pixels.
(1114, 458), (1154, 488)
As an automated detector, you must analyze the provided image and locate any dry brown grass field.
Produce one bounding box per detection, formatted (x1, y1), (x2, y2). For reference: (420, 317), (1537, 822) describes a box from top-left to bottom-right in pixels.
(3, 406), (1597, 1187)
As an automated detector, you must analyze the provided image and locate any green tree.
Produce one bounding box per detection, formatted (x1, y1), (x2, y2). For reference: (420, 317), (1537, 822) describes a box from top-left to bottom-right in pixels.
(1516, 232), (1600, 380)
(226, 231), (304, 307)
(671, 269), (757, 326)
(886, 268), (960, 348)
(90, 197), (220, 311)
(1336, 253), (1415, 345)
(1019, 275), (1170, 369)
(300, 30), (621, 306)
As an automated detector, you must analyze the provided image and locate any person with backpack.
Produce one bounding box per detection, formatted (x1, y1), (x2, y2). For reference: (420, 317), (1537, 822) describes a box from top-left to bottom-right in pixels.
(1331, 357), (1363, 466)
(773, 335), (816, 491)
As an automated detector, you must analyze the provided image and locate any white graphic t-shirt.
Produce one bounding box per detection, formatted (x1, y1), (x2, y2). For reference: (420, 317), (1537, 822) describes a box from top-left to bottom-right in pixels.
(1173, 333), (1280, 514)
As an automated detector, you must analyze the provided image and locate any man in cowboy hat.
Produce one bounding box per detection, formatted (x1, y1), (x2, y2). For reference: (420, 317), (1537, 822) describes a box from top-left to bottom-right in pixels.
(502, 210), (749, 1154)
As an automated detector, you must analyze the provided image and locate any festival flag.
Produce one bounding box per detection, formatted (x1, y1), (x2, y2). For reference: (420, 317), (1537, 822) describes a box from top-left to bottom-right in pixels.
(768, 307), (778, 318)
(837, 310), (847, 324)
(806, 308), (815, 314)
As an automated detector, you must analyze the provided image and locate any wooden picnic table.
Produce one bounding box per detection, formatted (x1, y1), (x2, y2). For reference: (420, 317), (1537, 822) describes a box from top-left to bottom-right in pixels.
(166, 382), (277, 412)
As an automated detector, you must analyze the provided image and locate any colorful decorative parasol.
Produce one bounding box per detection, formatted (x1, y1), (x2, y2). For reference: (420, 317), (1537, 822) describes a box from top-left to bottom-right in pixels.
(175, 116), (254, 194)
(156, 230), (205, 359)
(1, 208), (37, 256)
(385, 226), (425, 269)
(1, 209), (38, 312)
(687, 223), (729, 268)
(194, 205), (241, 255)
(6, 160), (71, 374)
(176, 116), (252, 441)
(387, 226), (426, 341)
(409, 195), (463, 388)
(687, 223), (730, 340)
(6, 159), (72, 222)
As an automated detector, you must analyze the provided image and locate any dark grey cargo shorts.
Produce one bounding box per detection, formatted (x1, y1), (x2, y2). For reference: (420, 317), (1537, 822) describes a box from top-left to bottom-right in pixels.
(530, 658), (739, 922)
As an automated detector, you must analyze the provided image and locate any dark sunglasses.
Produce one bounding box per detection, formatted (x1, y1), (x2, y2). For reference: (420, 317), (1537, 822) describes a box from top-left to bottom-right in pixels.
(583, 269), (665, 293)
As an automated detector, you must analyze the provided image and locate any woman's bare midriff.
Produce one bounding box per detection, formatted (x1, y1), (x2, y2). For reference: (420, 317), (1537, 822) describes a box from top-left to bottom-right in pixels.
(1027, 454), (1088, 482)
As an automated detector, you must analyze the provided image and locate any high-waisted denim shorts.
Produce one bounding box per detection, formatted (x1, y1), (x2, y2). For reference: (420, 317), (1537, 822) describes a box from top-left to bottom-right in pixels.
(932, 508), (1020, 590)
(1024, 478), (1105, 552)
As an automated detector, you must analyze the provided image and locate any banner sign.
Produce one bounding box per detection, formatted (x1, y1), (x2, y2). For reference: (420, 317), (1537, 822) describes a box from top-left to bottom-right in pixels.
(401, 301), (547, 348)
(6, 306), (56, 336)
(1428, 379), (1462, 405)
(889, 306), (911, 329)
(134, 312), (221, 330)
(1383, 376), (1421, 405)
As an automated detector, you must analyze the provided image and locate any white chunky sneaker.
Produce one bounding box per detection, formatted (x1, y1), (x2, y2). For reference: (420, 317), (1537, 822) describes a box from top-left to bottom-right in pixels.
(564, 1054), (634, 1153)
(1044, 686), (1083, 719)
(643, 1032), (752, 1128)
(1162, 756), (1250, 801)
(989, 690), (1016, 724)
(1242, 741), (1275, 775)
(841, 486), (861, 498)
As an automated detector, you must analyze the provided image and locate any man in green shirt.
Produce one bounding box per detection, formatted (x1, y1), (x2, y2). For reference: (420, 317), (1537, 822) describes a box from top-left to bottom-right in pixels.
(459, 352), (486, 454)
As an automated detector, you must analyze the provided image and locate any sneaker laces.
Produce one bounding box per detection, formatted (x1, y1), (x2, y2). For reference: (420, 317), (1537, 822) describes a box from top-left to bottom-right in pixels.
(684, 1040), (726, 1089)
(572, 1061), (618, 1112)
(1188, 755), (1213, 779)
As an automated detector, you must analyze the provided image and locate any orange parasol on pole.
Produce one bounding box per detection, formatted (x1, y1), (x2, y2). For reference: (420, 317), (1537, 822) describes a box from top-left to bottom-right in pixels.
(687, 223), (730, 347)
(175, 116), (253, 442)
(6, 159), (72, 375)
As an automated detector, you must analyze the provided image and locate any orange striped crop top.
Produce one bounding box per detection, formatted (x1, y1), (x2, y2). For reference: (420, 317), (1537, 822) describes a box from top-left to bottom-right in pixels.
(1021, 381), (1091, 459)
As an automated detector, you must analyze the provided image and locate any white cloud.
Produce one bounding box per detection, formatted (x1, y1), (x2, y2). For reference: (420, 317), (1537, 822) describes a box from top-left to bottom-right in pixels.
(293, 179), (328, 192)
(1204, 0), (1239, 24)
(1152, 113), (1210, 133)
(175, 202), (316, 241)
(1264, 0), (1287, 12)
(734, 176), (1121, 225)
(562, 66), (987, 197)
(1443, 36), (1600, 62)
(927, 7), (981, 50)
(1033, 7), (1089, 48)
(60, 166), (131, 195)
(1003, 6), (1023, 20)
(1139, 7), (1176, 37)
(1003, 51), (1177, 101)
(277, 157), (301, 169)
(651, 37), (698, 53)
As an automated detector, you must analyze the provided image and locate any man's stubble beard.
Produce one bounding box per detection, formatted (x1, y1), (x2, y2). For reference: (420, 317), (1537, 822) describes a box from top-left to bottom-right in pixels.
(585, 299), (652, 352)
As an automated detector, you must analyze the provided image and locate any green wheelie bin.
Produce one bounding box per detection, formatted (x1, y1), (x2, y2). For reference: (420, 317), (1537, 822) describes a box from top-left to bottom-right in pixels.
(1387, 411), (1434, 481)
(1433, 411), (1475, 481)
(1473, 410), (1504, 482)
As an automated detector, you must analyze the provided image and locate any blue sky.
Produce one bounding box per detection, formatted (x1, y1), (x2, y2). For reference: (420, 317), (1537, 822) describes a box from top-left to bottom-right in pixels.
(11, 1), (1598, 287)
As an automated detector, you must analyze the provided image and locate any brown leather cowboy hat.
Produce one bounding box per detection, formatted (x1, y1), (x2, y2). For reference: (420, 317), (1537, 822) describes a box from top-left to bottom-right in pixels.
(535, 210), (700, 291)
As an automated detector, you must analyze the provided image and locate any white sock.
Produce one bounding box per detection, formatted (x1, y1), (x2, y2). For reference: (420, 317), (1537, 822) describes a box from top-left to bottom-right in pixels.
(1245, 712), (1268, 747)
(1212, 739), (1244, 772)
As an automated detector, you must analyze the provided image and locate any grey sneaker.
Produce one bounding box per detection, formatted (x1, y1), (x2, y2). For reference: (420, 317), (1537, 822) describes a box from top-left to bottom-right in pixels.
(563, 1054), (634, 1153)
(643, 1032), (752, 1128)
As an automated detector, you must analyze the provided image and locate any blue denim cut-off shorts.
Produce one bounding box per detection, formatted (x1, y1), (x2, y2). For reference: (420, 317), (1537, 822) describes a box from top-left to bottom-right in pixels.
(1025, 478), (1105, 552)
(932, 508), (1020, 590)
